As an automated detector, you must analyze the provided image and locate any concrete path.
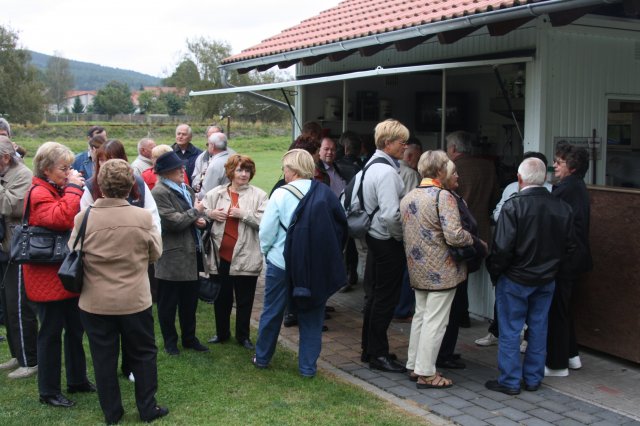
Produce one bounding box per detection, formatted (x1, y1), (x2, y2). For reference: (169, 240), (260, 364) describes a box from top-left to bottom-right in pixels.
(251, 279), (640, 425)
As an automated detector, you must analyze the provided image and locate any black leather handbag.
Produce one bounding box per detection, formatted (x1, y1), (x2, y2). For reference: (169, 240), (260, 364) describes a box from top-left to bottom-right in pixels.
(10, 186), (70, 264)
(58, 207), (91, 293)
(198, 274), (221, 304)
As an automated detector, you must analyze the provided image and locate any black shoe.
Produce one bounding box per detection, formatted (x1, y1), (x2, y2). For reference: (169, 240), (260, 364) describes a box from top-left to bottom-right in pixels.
(436, 359), (466, 369)
(485, 379), (520, 395)
(106, 409), (125, 425)
(67, 381), (96, 393)
(283, 314), (298, 327)
(141, 405), (169, 423)
(207, 335), (229, 344)
(238, 339), (255, 350)
(369, 356), (407, 373)
(39, 393), (75, 407)
(184, 341), (209, 352)
(165, 346), (179, 356)
(524, 383), (540, 392)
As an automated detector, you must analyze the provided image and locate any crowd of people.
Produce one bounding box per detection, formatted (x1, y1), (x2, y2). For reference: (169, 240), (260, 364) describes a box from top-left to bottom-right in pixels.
(0, 116), (591, 422)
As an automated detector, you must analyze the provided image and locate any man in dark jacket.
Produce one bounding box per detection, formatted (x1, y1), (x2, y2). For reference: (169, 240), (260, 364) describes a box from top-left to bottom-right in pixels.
(485, 157), (575, 396)
(172, 124), (202, 186)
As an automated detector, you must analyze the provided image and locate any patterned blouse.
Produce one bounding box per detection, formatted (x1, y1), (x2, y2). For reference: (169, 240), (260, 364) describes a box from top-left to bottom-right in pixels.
(400, 178), (473, 291)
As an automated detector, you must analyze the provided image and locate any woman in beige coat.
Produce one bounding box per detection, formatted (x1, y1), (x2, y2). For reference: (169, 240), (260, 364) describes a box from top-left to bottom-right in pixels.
(202, 155), (268, 349)
(400, 150), (477, 390)
(72, 159), (167, 424)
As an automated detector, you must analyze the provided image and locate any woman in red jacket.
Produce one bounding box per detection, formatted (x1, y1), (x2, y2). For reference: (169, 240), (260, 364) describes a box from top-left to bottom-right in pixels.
(23, 142), (94, 408)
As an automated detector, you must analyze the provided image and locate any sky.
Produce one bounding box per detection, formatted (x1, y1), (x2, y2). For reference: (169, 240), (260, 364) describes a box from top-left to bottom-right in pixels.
(3, 0), (341, 77)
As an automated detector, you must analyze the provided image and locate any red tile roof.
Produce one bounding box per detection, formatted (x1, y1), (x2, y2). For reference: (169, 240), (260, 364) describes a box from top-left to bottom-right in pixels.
(223, 0), (544, 64)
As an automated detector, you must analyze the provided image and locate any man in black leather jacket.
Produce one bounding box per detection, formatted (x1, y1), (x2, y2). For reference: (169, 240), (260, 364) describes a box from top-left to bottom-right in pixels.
(484, 157), (576, 396)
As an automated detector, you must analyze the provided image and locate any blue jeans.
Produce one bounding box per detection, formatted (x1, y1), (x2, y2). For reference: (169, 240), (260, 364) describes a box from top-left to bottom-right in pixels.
(496, 276), (555, 390)
(255, 260), (325, 377)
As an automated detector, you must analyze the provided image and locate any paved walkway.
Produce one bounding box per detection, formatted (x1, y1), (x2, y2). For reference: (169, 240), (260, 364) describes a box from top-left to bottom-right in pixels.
(250, 278), (640, 426)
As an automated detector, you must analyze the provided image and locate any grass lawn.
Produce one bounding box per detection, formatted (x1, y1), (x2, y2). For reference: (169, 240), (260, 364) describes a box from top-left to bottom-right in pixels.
(0, 303), (423, 425)
(1, 122), (426, 425)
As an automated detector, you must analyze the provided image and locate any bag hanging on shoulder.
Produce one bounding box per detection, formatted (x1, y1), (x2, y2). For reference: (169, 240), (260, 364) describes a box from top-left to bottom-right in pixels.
(434, 189), (480, 266)
(341, 157), (390, 238)
(58, 207), (92, 293)
(10, 186), (71, 264)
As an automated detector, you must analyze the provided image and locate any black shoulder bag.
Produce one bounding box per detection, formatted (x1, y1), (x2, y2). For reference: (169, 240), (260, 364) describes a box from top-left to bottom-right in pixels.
(10, 186), (71, 264)
(58, 207), (91, 293)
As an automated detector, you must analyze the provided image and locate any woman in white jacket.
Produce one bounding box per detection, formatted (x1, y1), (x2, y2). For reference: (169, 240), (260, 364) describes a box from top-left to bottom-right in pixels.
(202, 154), (268, 349)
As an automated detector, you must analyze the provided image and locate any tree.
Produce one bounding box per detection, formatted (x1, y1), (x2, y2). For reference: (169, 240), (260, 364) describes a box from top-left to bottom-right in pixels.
(160, 92), (186, 116)
(45, 53), (74, 114)
(162, 59), (200, 91)
(137, 90), (167, 114)
(71, 96), (84, 113)
(92, 81), (135, 117)
(0, 25), (47, 123)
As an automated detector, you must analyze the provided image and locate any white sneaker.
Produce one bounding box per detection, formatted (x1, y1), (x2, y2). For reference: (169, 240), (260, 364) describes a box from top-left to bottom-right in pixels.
(475, 333), (498, 346)
(7, 365), (38, 379)
(520, 340), (528, 353)
(568, 356), (582, 370)
(128, 372), (135, 382)
(544, 366), (569, 377)
(0, 358), (18, 370)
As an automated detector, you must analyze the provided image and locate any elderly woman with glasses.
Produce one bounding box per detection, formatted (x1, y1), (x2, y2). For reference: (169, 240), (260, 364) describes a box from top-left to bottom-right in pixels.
(151, 151), (209, 356)
(23, 142), (94, 408)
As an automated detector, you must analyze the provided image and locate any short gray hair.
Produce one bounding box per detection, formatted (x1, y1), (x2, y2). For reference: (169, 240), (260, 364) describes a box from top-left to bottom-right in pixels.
(176, 123), (192, 136)
(0, 118), (11, 137)
(446, 131), (472, 153)
(206, 124), (223, 136)
(518, 157), (546, 186)
(33, 142), (75, 179)
(137, 137), (154, 153)
(208, 132), (227, 150)
(417, 150), (450, 179)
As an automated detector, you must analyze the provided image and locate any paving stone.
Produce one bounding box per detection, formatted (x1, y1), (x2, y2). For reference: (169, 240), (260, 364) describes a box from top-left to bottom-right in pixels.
(451, 414), (489, 426)
(501, 397), (536, 412)
(526, 408), (565, 422)
(537, 399), (568, 413)
(386, 385), (420, 398)
(417, 387), (452, 399)
(621, 421), (640, 426)
(460, 380), (488, 392)
(485, 416), (521, 426)
(478, 390), (515, 402)
(594, 409), (637, 424)
(590, 421), (621, 426)
(448, 387), (480, 401)
(517, 391), (546, 403)
(563, 409), (600, 424)
(473, 396), (507, 411)
(338, 362), (361, 372)
(556, 419), (589, 426)
(429, 403), (464, 419)
(351, 368), (380, 380)
(440, 395), (474, 409)
(461, 405), (497, 420)
(496, 406), (530, 421)
(566, 399), (602, 414)
(369, 376), (399, 389)
(519, 418), (555, 426)
(409, 394), (439, 408)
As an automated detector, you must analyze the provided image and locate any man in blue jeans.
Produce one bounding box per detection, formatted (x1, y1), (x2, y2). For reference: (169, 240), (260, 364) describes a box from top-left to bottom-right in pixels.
(485, 157), (575, 395)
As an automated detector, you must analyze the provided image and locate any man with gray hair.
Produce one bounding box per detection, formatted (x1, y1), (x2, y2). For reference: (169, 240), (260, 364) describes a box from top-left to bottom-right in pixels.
(172, 124), (201, 186)
(131, 138), (156, 175)
(192, 125), (235, 192)
(485, 157), (575, 396)
(200, 132), (231, 193)
(0, 136), (39, 379)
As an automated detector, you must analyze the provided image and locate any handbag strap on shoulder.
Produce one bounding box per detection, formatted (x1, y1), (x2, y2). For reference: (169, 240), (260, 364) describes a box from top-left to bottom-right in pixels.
(72, 206), (92, 250)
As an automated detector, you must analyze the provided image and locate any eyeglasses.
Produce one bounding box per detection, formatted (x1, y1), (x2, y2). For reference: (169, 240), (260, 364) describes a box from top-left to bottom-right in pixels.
(553, 158), (567, 165)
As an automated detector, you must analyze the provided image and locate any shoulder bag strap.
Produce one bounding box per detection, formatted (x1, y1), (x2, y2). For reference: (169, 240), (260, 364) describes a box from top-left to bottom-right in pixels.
(359, 157), (392, 220)
(72, 206), (92, 251)
(279, 184), (304, 232)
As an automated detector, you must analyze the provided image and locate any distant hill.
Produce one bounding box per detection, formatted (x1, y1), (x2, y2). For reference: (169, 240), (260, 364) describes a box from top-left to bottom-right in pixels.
(28, 51), (162, 91)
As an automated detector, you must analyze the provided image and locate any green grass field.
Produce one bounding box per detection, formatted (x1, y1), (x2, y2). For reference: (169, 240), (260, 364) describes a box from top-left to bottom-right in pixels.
(0, 122), (425, 425)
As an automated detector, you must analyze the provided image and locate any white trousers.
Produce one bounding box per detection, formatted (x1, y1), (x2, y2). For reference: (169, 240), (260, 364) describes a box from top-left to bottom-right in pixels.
(406, 288), (456, 377)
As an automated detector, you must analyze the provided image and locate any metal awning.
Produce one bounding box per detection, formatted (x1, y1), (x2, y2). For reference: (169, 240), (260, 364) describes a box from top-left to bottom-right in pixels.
(189, 55), (534, 97)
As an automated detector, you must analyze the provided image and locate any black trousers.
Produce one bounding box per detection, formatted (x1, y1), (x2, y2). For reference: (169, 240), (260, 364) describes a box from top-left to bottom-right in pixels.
(80, 307), (159, 423)
(437, 281), (466, 361)
(361, 235), (406, 358)
(1, 262), (38, 367)
(213, 259), (258, 343)
(157, 279), (199, 350)
(345, 237), (358, 282)
(36, 298), (88, 396)
(546, 277), (579, 369)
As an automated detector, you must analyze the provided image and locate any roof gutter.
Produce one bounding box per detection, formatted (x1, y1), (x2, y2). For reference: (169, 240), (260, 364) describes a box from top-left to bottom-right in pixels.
(220, 0), (619, 71)
(191, 56), (534, 97)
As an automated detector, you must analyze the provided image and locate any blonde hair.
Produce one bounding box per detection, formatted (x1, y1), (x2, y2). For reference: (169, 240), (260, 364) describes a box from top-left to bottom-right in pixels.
(33, 142), (75, 179)
(282, 149), (315, 179)
(374, 119), (410, 149)
(417, 150), (450, 179)
(151, 144), (173, 161)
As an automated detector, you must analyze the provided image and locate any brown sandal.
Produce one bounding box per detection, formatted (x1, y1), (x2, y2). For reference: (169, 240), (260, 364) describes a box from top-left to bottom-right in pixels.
(416, 374), (453, 389)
